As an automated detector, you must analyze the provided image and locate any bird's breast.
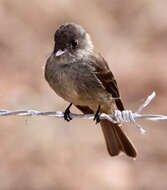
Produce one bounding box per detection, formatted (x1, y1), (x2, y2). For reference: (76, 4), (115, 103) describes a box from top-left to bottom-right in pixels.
(45, 62), (79, 102)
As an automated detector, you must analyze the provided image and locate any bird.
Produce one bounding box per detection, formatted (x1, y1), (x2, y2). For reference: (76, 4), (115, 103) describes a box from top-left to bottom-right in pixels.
(44, 23), (137, 157)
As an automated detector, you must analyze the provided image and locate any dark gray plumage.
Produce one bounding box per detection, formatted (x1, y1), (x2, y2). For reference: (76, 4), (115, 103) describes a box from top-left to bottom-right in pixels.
(45, 23), (137, 157)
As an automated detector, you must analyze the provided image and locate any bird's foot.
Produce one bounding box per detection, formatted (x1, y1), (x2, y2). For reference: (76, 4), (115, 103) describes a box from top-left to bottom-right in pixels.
(64, 103), (72, 122)
(94, 105), (101, 124)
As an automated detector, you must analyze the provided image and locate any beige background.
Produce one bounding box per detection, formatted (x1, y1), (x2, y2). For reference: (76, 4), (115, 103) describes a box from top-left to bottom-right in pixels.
(0, 0), (167, 189)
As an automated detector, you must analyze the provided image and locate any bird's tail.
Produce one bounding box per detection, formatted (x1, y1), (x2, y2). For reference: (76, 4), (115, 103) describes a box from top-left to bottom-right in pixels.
(100, 120), (137, 157)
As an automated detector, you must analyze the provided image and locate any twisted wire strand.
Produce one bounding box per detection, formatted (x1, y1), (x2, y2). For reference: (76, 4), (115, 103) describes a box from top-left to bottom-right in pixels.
(1, 92), (166, 134)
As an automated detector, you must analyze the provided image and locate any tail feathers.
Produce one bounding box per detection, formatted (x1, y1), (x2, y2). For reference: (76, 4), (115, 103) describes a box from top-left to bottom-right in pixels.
(100, 120), (137, 158)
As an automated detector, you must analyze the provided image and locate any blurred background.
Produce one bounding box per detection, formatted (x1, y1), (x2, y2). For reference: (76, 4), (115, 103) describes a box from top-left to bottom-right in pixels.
(0, 0), (167, 189)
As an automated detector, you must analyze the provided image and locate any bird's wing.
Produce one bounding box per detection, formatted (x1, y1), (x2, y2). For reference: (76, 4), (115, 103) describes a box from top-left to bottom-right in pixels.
(88, 53), (124, 111)
(95, 70), (124, 111)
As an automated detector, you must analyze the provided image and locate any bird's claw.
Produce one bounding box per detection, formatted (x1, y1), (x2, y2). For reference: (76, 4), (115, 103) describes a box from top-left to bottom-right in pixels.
(64, 103), (72, 122)
(93, 105), (101, 124)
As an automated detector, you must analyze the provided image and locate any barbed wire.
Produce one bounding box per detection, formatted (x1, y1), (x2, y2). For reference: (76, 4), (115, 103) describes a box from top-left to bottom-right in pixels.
(0, 92), (167, 134)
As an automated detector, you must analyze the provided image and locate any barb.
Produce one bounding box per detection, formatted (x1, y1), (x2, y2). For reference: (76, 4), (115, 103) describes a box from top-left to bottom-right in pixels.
(0, 92), (166, 134)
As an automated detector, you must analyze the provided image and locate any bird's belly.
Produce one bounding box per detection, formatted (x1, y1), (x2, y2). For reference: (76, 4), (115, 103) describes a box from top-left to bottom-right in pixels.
(49, 76), (79, 103)
(51, 77), (112, 108)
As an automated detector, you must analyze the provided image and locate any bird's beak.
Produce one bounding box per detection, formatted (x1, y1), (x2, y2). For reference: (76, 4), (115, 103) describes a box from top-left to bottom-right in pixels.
(55, 49), (65, 57)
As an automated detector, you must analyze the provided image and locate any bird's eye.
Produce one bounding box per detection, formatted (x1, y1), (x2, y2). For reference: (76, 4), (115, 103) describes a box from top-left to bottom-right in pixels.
(71, 40), (78, 49)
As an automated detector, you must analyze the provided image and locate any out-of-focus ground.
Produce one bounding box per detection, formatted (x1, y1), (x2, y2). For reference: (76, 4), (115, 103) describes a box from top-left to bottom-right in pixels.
(0, 0), (167, 189)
